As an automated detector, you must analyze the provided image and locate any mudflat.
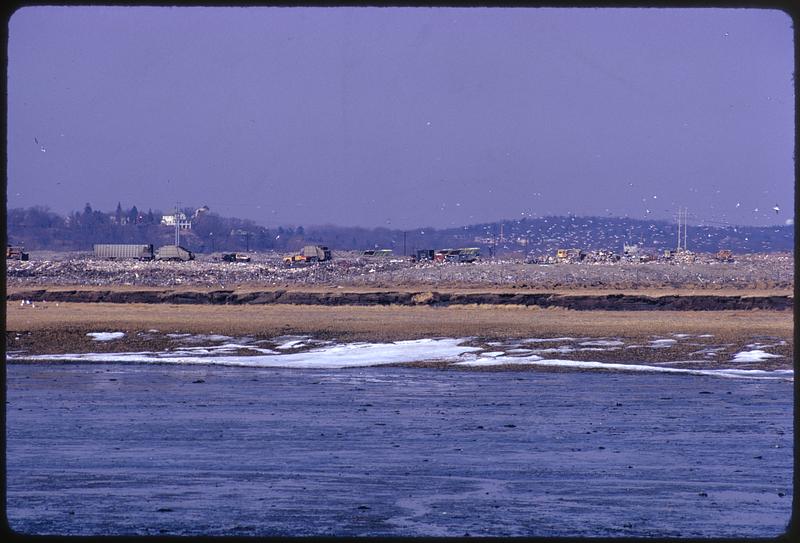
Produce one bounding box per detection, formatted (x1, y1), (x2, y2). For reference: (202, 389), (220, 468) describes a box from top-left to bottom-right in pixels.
(6, 300), (793, 358)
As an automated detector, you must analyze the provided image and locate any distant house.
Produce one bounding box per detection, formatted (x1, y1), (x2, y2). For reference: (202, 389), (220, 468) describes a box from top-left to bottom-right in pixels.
(161, 212), (192, 229)
(193, 205), (210, 219)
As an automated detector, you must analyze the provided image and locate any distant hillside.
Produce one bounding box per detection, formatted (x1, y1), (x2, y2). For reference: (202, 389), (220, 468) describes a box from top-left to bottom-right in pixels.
(305, 216), (793, 256)
(6, 206), (794, 255)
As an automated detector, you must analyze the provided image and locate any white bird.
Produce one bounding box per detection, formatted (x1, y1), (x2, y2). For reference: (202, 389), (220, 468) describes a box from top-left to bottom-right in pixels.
(773, 204), (780, 214)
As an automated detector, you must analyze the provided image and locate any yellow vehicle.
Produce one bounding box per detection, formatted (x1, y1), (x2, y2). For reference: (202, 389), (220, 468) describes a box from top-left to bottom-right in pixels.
(283, 254), (307, 267)
(716, 249), (733, 262)
(284, 245), (331, 267)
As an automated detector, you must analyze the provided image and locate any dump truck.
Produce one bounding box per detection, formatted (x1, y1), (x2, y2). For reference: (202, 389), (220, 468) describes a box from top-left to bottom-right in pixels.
(222, 252), (251, 262)
(415, 249), (435, 262)
(716, 249), (734, 262)
(302, 245), (331, 262)
(284, 245), (331, 267)
(6, 246), (29, 260)
(156, 245), (194, 261)
(93, 244), (154, 260)
(433, 248), (480, 263)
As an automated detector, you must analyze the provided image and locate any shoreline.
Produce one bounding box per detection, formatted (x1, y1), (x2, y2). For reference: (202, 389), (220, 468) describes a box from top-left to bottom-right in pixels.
(6, 286), (793, 311)
(6, 302), (793, 367)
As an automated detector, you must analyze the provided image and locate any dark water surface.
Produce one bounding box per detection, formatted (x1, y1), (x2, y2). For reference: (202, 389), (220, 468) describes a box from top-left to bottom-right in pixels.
(5, 363), (793, 537)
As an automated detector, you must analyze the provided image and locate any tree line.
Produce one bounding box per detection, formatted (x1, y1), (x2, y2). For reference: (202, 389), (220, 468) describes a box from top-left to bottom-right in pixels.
(6, 204), (794, 255)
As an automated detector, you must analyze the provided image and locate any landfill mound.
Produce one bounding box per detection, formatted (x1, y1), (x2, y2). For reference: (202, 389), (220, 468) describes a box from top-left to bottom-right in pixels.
(6, 250), (793, 291)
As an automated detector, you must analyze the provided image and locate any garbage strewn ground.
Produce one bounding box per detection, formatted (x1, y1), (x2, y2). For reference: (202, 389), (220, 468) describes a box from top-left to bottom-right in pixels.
(6, 251), (793, 290)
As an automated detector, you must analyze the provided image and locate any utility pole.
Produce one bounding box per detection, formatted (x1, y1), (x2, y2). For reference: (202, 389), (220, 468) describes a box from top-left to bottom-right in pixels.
(174, 202), (181, 247)
(676, 208), (682, 251)
(683, 207), (688, 251)
(403, 231), (407, 257)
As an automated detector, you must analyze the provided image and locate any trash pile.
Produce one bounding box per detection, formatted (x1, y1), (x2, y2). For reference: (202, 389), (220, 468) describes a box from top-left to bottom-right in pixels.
(6, 251), (794, 290)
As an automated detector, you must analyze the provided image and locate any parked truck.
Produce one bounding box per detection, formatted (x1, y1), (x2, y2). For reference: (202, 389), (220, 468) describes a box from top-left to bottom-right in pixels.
(434, 247), (480, 263)
(283, 245), (331, 267)
(93, 244), (154, 260)
(156, 245), (194, 261)
(6, 245), (29, 260)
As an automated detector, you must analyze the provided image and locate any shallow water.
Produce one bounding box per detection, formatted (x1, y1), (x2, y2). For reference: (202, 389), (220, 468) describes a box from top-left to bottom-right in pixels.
(5, 363), (792, 537)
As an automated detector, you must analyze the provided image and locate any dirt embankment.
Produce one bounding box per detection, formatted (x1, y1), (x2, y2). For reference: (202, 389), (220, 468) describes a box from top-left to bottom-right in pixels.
(6, 287), (793, 311)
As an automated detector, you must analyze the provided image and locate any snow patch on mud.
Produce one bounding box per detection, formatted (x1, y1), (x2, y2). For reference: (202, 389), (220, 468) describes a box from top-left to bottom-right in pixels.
(732, 350), (783, 363)
(9, 338), (482, 370)
(86, 332), (125, 341)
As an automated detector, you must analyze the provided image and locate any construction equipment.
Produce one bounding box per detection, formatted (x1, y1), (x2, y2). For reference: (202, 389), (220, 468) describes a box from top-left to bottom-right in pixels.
(222, 253), (251, 262)
(458, 247), (480, 262)
(156, 245), (194, 261)
(716, 249), (734, 262)
(93, 244), (154, 260)
(302, 245), (331, 262)
(415, 249), (435, 262)
(556, 248), (585, 263)
(434, 248), (480, 263)
(6, 246), (29, 260)
(283, 245), (331, 267)
(283, 254), (308, 267)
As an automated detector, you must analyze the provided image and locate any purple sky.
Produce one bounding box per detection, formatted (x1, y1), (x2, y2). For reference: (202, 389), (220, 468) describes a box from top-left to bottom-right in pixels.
(7, 7), (794, 229)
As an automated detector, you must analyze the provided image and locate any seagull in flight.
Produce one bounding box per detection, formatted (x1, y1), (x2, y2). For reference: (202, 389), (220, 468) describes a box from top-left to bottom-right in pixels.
(773, 204), (780, 214)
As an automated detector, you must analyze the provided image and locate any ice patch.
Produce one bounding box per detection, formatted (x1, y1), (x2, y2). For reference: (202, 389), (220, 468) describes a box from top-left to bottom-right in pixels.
(732, 350), (783, 363)
(531, 346), (576, 354)
(175, 334), (234, 343)
(746, 341), (786, 349)
(649, 339), (678, 348)
(524, 337), (576, 344)
(170, 344), (278, 356)
(578, 340), (624, 347)
(273, 335), (316, 350)
(9, 338), (483, 370)
(480, 351), (506, 358)
(453, 355), (792, 380)
(86, 332), (125, 341)
(690, 347), (725, 358)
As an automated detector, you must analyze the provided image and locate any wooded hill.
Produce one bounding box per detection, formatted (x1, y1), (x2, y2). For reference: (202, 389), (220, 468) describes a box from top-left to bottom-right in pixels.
(6, 204), (794, 255)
